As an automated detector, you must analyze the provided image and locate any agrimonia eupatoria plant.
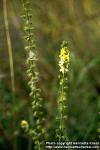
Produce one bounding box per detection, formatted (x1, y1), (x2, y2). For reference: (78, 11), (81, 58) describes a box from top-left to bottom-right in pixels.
(21, 0), (46, 149)
(56, 41), (70, 142)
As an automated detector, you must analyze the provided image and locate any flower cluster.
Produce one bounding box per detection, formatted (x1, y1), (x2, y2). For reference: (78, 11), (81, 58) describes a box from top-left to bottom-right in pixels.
(21, 120), (29, 130)
(59, 45), (69, 74)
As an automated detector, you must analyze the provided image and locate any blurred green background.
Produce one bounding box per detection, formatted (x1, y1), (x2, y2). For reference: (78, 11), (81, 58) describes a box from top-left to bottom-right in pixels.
(0, 0), (100, 149)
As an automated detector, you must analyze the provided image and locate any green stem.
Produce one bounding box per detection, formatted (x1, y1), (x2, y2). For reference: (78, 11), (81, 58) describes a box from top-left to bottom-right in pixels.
(37, 141), (41, 150)
(58, 72), (65, 142)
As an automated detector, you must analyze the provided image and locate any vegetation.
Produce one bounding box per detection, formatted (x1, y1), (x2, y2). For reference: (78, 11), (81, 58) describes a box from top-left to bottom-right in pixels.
(0, 0), (100, 149)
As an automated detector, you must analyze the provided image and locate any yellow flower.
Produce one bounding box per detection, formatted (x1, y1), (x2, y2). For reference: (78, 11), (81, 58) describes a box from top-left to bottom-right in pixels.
(61, 47), (66, 55)
(62, 54), (68, 61)
(21, 120), (29, 129)
(59, 47), (69, 62)
(59, 46), (70, 74)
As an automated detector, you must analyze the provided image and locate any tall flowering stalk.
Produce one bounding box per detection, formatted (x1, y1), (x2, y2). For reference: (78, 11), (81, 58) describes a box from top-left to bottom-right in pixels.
(56, 41), (70, 141)
(21, 0), (46, 149)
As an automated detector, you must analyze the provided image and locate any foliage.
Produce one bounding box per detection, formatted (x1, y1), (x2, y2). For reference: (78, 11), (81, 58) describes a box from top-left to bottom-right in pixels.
(0, 0), (100, 150)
